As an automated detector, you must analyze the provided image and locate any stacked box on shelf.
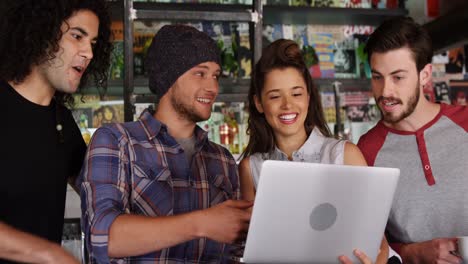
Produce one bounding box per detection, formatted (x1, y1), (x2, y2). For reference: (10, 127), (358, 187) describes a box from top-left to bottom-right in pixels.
(111, 0), (408, 125)
(309, 32), (335, 78)
(259, 24), (376, 80)
(311, 0), (337, 7)
(429, 47), (467, 105)
(309, 25), (343, 78)
(333, 37), (360, 79)
(139, 0), (254, 3)
(292, 24), (309, 49)
(341, 0), (371, 8)
(111, 19), (252, 79)
(290, 0), (309, 7)
(266, 0), (290, 5)
(109, 21), (124, 80)
(237, 23), (252, 78)
(203, 22), (239, 78)
(72, 95), (125, 128)
(320, 91), (346, 123)
(262, 0), (375, 7)
(262, 24), (283, 47)
(353, 34), (372, 79)
(282, 24), (293, 40)
(342, 91), (379, 122)
(449, 80), (468, 106)
(134, 21), (169, 76)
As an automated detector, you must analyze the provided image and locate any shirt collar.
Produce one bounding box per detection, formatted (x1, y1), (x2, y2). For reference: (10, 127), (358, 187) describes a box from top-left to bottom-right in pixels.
(138, 109), (209, 147)
(193, 125), (209, 150)
(271, 127), (324, 160)
(138, 109), (163, 141)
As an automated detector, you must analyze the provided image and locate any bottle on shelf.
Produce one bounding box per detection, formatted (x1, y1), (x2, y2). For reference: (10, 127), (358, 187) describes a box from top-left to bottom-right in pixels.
(227, 111), (240, 154)
(219, 121), (230, 150)
(79, 114), (92, 145)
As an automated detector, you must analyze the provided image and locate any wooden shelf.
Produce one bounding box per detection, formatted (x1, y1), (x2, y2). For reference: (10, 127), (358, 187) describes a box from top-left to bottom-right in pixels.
(103, 0), (401, 120)
(263, 6), (408, 25)
(108, 2), (255, 21)
(109, 2), (407, 25)
(314, 78), (371, 92)
(422, 3), (468, 54)
(84, 77), (370, 100)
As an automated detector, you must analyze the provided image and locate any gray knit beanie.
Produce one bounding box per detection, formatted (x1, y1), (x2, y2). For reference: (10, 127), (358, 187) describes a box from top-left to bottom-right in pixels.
(145, 24), (222, 98)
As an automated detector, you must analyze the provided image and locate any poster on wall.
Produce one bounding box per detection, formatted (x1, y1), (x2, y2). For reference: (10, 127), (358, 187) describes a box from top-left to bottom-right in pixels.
(449, 80), (468, 106)
(92, 102), (125, 128)
(333, 38), (359, 79)
(445, 47), (465, 74)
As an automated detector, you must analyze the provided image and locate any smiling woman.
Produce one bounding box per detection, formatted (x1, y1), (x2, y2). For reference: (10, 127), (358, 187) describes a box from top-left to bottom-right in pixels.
(242, 39), (331, 158)
(238, 39), (391, 264)
(254, 67), (310, 143)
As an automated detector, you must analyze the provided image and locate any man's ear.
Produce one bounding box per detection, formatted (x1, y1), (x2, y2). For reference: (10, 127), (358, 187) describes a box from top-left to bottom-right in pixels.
(419, 63), (432, 88)
(254, 95), (264, 113)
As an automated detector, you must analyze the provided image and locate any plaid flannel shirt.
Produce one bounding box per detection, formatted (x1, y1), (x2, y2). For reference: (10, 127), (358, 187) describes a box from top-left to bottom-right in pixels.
(79, 110), (240, 263)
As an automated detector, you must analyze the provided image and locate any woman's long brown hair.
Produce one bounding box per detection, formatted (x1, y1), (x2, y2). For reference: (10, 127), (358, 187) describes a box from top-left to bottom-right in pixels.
(242, 39), (331, 158)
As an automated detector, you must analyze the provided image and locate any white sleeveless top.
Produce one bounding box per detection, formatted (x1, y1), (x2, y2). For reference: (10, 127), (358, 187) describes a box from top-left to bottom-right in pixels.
(249, 127), (347, 188)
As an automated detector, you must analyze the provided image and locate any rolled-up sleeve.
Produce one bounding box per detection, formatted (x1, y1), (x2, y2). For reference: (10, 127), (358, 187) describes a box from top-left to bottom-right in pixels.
(79, 126), (130, 263)
(230, 160), (241, 200)
(221, 147), (240, 201)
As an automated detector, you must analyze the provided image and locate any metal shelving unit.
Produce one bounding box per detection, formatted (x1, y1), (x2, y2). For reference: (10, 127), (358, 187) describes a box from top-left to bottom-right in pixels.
(422, 2), (468, 54)
(113, 0), (407, 121)
(83, 77), (370, 97)
(263, 5), (407, 25)
(121, 0), (262, 121)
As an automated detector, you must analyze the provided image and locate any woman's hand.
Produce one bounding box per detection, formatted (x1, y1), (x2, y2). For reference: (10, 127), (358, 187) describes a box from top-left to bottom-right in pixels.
(339, 249), (373, 264)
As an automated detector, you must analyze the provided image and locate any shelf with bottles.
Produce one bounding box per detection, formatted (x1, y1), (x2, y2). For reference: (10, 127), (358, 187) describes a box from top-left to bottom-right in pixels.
(197, 101), (250, 155)
(76, 81), (378, 149)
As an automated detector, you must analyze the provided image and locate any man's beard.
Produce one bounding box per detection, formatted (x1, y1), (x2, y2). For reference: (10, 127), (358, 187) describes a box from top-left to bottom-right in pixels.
(170, 92), (206, 123)
(378, 81), (420, 124)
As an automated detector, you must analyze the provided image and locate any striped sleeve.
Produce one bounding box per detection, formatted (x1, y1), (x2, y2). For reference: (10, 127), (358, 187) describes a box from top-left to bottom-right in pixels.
(442, 104), (468, 132)
(357, 123), (388, 166)
(79, 126), (130, 264)
(221, 145), (240, 200)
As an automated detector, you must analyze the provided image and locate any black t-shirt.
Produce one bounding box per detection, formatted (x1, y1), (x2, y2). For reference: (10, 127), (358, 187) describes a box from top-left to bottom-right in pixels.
(0, 81), (86, 247)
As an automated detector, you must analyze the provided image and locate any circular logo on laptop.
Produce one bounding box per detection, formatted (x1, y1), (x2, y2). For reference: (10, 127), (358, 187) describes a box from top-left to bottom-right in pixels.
(309, 203), (337, 231)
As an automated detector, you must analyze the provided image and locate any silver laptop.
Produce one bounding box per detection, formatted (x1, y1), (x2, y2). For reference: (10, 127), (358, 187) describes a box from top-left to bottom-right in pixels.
(241, 160), (400, 263)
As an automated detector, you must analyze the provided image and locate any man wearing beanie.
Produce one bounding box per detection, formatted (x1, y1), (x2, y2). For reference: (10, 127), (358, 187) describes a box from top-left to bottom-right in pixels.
(79, 24), (252, 263)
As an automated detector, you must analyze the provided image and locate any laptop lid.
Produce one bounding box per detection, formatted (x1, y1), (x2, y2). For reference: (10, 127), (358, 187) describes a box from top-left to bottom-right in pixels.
(241, 160), (400, 263)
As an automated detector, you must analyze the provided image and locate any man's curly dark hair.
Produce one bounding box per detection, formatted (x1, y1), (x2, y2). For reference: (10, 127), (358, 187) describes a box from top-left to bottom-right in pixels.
(0, 0), (112, 107)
